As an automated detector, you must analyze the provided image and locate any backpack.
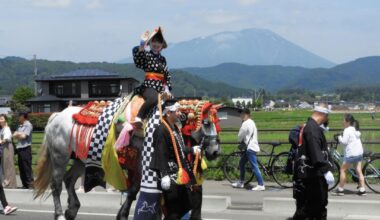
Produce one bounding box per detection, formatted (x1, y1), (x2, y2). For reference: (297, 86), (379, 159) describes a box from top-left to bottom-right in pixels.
(284, 124), (305, 174)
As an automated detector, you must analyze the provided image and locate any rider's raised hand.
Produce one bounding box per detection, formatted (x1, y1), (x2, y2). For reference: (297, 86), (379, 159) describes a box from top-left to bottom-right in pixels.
(140, 30), (150, 47)
(161, 175), (171, 190)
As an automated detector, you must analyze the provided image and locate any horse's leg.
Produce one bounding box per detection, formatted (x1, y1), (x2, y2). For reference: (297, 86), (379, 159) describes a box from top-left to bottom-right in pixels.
(64, 159), (85, 220)
(51, 159), (69, 220)
(190, 185), (203, 220)
(117, 136), (144, 219)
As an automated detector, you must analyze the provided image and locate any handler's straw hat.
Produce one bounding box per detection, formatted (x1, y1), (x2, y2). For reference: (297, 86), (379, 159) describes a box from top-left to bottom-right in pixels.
(313, 105), (331, 115)
(148, 26), (168, 49)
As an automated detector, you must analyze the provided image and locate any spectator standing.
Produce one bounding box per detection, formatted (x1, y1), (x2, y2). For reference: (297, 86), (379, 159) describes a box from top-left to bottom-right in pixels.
(232, 108), (265, 191)
(292, 103), (334, 220)
(13, 112), (33, 189)
(335, 114), (366, 196)
(0, 114), (17, 188)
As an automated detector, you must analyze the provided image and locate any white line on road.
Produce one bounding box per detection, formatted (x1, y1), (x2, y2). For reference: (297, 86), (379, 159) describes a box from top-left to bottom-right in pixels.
(18, 209), (232, 220)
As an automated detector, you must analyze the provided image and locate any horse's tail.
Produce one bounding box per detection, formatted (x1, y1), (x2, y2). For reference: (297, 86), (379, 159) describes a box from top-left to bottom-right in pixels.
(33, 132), (52, 199)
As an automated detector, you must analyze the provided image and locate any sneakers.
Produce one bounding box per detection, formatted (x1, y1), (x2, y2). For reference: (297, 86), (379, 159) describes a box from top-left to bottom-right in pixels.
(3, 205), (18, 215)
(333, 187), (344, 196)
(231, 181), (244, 188)
(251, 185), (265, 191)
(358, 187), (367, 196)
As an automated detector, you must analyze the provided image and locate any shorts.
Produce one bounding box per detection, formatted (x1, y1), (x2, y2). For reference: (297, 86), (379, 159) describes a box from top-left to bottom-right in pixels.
(344, 155), (363, 164)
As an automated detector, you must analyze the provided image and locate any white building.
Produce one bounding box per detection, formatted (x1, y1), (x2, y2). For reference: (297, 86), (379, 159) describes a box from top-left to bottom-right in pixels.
(232, 97), (252, 107)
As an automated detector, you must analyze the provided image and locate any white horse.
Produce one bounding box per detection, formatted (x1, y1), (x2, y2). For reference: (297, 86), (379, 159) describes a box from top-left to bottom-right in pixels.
(33, 101), (221, 220)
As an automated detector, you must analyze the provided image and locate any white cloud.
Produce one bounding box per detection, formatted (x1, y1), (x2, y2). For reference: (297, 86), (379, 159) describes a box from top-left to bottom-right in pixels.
(237, 0), (260, 6)
(203, 10), (242, 25)
(30, 0), (72, 8)
(85, 0), (103, 10)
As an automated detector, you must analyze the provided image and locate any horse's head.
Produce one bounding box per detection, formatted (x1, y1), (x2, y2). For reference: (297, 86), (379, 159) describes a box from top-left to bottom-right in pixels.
(179, 100), (222, 161)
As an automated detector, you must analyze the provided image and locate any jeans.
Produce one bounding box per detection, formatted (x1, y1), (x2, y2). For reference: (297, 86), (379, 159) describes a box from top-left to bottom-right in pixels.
(239, 149), (264, 186)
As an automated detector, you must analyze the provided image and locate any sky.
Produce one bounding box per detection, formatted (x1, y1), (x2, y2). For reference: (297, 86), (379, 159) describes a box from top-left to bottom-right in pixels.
(0, 0), (379, 64)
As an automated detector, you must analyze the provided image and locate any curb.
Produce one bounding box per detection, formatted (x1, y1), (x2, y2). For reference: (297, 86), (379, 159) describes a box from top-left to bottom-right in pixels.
(263, 197), (380, 217)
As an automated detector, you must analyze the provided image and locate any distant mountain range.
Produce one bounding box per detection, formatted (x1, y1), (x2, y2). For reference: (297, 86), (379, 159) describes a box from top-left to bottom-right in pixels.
(119, 28), (335, 68)
(183, 56), (380, 92)
(0, 57), (248, 97)
(0, 56), (379, 99)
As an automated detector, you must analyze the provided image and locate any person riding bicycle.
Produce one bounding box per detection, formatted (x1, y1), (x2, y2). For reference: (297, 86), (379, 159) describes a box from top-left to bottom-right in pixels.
(132, 26), (172, 128)
(334, 113), (366, 196)
(231, 108), (265, 191)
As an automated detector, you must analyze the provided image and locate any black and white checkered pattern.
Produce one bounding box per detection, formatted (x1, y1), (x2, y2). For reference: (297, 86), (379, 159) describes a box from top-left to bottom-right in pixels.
(140, 107), (162, 193)
(86, 97), (123, 167)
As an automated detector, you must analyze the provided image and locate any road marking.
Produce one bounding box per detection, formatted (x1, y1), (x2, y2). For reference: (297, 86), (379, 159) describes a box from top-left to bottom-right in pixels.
(18, 209), (232, 219)
(18, 209), (117, 217)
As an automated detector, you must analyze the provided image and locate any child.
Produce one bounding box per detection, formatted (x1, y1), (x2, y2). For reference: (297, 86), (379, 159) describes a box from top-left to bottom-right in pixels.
(336, 114), (366, 196)
(132, 27), (172, 128)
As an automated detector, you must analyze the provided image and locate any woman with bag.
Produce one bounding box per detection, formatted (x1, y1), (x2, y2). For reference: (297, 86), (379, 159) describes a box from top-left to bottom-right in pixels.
(0, 114), (17, 189)
(231, 109), (265, 191)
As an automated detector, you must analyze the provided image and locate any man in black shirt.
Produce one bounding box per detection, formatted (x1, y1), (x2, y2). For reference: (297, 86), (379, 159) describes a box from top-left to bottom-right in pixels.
(292, 103), (334, 220)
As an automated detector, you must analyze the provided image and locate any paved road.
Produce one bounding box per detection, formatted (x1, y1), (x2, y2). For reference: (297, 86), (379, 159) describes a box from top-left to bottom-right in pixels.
(3, 180), (379, 219)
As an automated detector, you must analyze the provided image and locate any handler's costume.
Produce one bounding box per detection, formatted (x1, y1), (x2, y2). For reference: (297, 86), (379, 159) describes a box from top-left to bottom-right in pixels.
(133, 27), (172, 121)
(293, 116), (332, 220)
(150, 118), (196, 220)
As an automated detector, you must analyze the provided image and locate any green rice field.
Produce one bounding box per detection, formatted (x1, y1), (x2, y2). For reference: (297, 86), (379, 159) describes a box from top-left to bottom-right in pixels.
(23, 110), (380, 180)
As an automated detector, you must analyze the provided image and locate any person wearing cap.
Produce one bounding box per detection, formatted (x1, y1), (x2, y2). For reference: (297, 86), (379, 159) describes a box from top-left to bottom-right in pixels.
(232, 108), (265, 191)
(12, 112), (34, 189)
(148, 100), (197, 220)
(292, 103), (334, 220)
(132, 27), (172, 128)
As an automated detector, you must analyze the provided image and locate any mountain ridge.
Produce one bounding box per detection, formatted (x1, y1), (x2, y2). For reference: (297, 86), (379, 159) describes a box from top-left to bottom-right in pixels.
(119, 28), (335, 68)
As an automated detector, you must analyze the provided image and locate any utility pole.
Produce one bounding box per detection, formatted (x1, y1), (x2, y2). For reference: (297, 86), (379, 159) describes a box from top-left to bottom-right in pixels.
(33, 54), (38, 96)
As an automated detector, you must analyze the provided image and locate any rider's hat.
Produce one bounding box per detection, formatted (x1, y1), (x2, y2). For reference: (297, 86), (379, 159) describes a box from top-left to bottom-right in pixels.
(148, 26), (168, 49)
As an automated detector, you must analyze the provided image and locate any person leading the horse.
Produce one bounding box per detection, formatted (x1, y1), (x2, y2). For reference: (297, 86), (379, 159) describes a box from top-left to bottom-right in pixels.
(150, 100), (199, 220)
(132, 26), (172, 128)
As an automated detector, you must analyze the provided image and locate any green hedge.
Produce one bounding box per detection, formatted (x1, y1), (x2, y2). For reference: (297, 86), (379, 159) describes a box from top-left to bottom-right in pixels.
(9, 113), (52, 131)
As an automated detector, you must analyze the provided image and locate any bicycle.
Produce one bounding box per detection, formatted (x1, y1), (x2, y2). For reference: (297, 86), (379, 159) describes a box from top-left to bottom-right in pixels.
(329, 134), (380, 193)
(222, 142), (293, 188)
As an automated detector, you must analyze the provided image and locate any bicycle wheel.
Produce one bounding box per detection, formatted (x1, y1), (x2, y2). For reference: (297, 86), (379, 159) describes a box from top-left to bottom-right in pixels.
(364, 158), (380, 193)
(271, 152), (293, 188)
(223, 151), (254, 184)
(328, 160), (340, 191)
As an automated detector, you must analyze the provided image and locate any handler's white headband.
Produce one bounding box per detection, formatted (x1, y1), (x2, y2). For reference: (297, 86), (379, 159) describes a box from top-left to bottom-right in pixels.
(313, 106), (331, 115)
(163, 102), (180, 115)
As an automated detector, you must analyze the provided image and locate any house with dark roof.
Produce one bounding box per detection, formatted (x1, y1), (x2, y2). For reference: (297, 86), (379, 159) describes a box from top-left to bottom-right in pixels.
(28, 69), (139, 113)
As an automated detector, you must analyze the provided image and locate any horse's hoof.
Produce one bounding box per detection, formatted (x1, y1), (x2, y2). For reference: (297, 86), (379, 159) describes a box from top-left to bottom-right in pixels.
(64, 210), (76, 220)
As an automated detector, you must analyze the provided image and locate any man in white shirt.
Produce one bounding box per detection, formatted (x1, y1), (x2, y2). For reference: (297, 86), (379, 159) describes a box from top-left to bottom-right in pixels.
(232, 108), (265, 191)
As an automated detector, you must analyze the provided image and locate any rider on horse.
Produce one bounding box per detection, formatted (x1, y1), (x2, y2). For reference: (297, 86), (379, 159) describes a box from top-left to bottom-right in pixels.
(132, 26), (172, 129)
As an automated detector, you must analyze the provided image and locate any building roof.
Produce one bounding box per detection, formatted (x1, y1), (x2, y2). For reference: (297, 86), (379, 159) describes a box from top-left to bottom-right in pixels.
(36, 69), (138, 82)
(0, 107), (12, 115)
